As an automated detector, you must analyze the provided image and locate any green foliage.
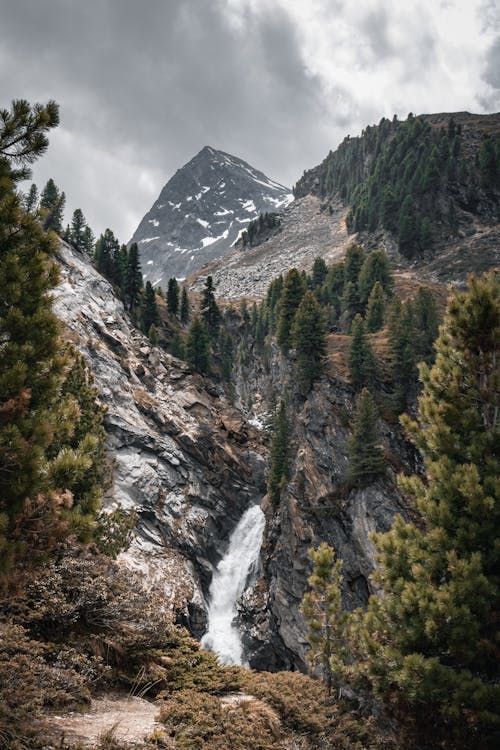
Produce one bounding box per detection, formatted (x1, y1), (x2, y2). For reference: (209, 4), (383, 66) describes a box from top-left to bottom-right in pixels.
(267, 399), (290, 504)
(141, 281), (159, 334)
(200, 275), (221, 335)
(311, 256), (328, 287)
(348, 314), (376, 389)
(125, 242), (143, 314)
(358, 249), (393, 306)
(180, 285), (190, 324)
(365, 281), (386, 332)
(94, 228), (120, 281)
(170, 331), (186, 360)
(388, 297), (418, 413)
(301, 542), (347, 693)
(294, 114), (494, 257)
(69, 208), (91, 253)
(348, 388), (385, 487)
(40, 177), (65, 234)
(94, 505), (138, 559)
(241, 211), (280, 248)
(0, 100), (107, 572)
(359, 271), (500, 745)
(187, 316), (211, 374)
(276, 268), (306, 352)
(167, 277), (179, 316)
(291, 290), (327, 394)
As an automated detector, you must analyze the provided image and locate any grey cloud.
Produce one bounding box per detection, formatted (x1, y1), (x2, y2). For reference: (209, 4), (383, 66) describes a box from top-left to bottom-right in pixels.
(0, 0), (353, 237)
(483, 37), (500, 90)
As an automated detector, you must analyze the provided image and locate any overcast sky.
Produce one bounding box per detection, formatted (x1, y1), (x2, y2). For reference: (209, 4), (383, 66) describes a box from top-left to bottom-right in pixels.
(1, 0), (498, 241)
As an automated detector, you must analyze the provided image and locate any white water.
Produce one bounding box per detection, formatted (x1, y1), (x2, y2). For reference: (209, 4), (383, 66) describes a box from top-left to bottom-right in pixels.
(201, 504), (265, 666)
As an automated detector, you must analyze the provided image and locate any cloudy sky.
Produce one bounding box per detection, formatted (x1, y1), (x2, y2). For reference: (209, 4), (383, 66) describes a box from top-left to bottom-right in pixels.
(1, 0), (498, 241)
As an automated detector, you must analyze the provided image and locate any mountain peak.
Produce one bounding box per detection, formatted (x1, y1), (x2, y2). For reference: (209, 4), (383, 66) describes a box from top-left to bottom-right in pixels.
(130, 148), (292, 284)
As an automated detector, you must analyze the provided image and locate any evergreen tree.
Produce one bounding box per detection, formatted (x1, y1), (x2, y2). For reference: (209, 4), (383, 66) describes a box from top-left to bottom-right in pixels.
(291, 290), (327, 394)
(180, 286), (190, 324)
(268, 399), (290, 503)
(125, 242), (142, 315)
(186, 316), (210, 374)
(40, 177), (65, 234)
(0, 100), (105, 569)
(412, 286), (439, 363)
(348, 314), (376, 389)
(358, 249), (393, 307)
(365, 281), (386, 332)
(301, 543), (347, 694)
(348, 388), (385, 487)
(141, 281), (159, 334)
(200, 276), (221, 335)
(23, 182), (38, 214)
(82, 225), (95, 255)
(311, 257), (328, 288)
(276, 268), (306, 352)
(69, 208), (87, 252)
(167, 277), (180, 316)
(339, 280), (360, 331)
(94, 228), (119, 281)
(359, 272), (500, 745)
(388, 297), (417, 413)
(344, 244), (364, 285)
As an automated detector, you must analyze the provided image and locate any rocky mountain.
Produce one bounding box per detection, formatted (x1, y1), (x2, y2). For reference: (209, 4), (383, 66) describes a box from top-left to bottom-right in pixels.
(189, 112), (499, 299)
(129, 146), (292, 285)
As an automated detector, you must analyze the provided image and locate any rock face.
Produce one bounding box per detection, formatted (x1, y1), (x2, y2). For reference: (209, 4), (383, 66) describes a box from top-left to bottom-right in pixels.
(231, 344), (418, 670)
(129, 146), (292, 285)
(189, 195), (352, 300)
(52, 241), (267, 635)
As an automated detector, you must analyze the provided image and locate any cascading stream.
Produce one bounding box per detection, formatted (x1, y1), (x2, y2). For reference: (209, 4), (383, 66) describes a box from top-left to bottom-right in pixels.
(201, 504), (265, 666)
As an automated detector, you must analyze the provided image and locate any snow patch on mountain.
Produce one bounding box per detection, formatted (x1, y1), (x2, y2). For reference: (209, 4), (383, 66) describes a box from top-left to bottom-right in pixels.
(129, 146), (291, 283)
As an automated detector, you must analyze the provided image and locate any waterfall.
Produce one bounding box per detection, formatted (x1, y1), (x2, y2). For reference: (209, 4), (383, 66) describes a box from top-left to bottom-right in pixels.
(201, 504), (265, 666)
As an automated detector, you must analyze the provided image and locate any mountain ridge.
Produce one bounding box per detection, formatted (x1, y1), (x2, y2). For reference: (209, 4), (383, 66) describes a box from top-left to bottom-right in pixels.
(129, 146), (292, 285)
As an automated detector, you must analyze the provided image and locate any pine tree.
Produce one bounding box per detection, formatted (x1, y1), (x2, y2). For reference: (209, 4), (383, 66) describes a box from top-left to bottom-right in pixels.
(301, 543), (347, 694)
(23, 183), (38, 214)
(311, 257), (328, 288)
(268, 399), (290, 503)
(94, 228), (119, 281)
(186, 317), (210, 374)
(180, 286), (190, 324)
(141, 281), (159, 334)
(365, 281), (386, 332)
(358, 249), (393, 307)
(276, 268), (306, 352)
(359, 272), (500, 745)
(348, 388), (385, 487)
(348, 314), (376, 389)
(200, 276), (221, 336)
(412, 286), (439, 363)
(291, 290), (327, 394)
(344, 244), (365, 285)
(125, 242), (142, 315)
(388, 297), (417, 413)
(167, 277), (180, 316)
(82, 225), (95, 255)
(40, 178), (65, 234)
(0, 100), (105, 569)
(69, 208), (87, 252)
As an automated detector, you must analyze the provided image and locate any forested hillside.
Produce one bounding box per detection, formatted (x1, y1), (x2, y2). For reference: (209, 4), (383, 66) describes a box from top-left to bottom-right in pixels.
(294, 112), (500, 258)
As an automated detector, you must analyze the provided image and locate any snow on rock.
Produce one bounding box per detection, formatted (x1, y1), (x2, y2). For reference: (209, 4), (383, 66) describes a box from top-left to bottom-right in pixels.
(129, 146), (291, 284)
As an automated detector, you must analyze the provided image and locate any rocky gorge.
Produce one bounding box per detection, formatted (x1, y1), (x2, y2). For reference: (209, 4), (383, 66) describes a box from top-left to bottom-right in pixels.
(53, 237), (422, 672)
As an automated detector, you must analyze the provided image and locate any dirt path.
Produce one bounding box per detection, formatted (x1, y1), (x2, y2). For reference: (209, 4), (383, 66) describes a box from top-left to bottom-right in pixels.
(47, 695), (163, 747)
